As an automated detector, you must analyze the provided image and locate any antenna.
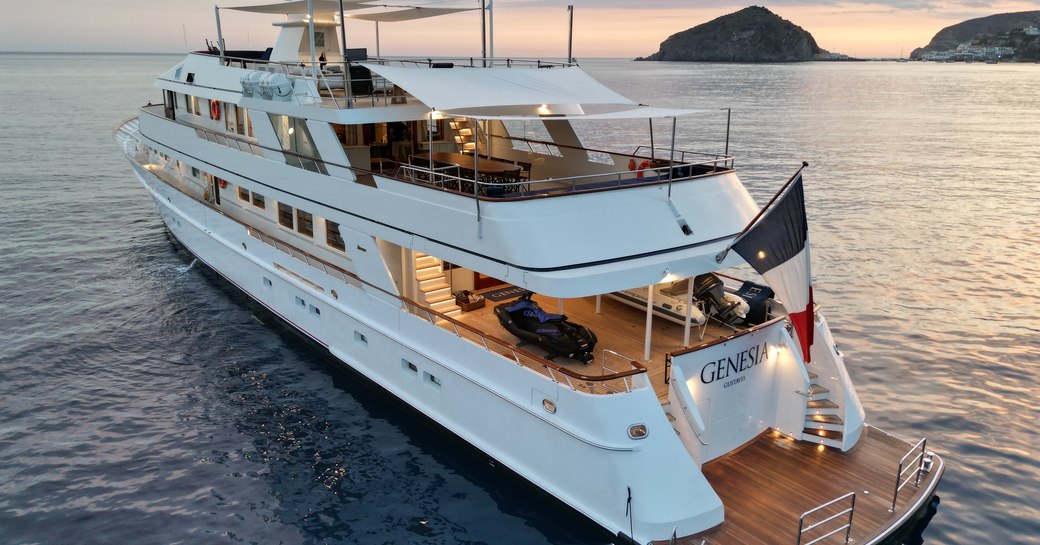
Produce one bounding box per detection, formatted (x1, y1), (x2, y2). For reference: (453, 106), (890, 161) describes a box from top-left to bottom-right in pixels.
(567, 5), (574, 63)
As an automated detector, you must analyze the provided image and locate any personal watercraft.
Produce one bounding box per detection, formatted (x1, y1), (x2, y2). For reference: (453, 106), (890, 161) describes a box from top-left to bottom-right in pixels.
(494, 293), (597, 364)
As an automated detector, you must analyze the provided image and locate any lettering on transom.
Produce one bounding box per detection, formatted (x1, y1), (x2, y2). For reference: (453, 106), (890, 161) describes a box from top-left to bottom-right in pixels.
(699, 342), (768, 387)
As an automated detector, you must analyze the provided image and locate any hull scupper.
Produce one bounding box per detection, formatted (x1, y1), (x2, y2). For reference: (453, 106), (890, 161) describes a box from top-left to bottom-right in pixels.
(113, 3), (943, 542)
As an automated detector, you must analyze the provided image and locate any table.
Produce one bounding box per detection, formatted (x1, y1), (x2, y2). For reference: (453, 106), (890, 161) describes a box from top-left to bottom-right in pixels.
(416, 152), (523, 195)
(416, 152), (518, 176)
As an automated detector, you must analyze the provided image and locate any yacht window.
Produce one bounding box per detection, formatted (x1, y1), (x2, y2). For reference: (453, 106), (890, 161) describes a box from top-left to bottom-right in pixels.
(251, 192), (266, 209)
(238, 187), (249, 201)
(501, 119), (559, 156)
(326, 220), (345, 251)
(225, 104), (238, 133)
(278, 203), (294, 228)
(296, 209), (314, 237)
(269, 114), (327, 174)
(191, 167), (200, 178)
(243, 109), (254, 137)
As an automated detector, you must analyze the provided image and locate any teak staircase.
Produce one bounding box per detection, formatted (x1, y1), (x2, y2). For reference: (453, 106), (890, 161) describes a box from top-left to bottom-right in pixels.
(801, 370), (845, 448)
(449, 117), (477, 153)
(414, 253), (461, 319)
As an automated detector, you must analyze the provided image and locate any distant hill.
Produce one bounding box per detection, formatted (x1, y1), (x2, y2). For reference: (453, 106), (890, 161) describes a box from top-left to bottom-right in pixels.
(910, 10), (1040, 59)
(637, 6), (824, 63)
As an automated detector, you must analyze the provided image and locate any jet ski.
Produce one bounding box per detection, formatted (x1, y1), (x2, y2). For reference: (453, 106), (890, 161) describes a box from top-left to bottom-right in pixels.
(494, 293), (597, 364)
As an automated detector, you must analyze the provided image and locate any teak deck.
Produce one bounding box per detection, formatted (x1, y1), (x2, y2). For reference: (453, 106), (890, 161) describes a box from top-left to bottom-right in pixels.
(455, 292), (738, 400)
(678, 428), (942, 545)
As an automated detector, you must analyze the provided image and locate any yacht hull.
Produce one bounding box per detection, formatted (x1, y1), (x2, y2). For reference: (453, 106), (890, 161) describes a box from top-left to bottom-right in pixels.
(130, 161), (727, 543)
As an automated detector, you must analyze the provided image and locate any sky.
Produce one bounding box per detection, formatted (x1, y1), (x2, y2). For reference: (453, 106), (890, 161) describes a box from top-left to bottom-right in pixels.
(0, 0), (1037, 58)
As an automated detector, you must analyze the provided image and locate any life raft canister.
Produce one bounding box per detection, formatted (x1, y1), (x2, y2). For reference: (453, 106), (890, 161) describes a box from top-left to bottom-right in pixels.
(636, 160), (650, 178)
(210, 99), (221, 120)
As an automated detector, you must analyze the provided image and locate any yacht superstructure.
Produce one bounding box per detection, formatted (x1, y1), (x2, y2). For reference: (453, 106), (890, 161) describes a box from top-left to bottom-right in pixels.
(114, 2), (943, 543)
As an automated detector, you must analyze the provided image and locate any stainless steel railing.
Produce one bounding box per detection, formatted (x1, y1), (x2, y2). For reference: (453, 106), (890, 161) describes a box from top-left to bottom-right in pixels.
(202, 52), (576, 110)
(797, 492), (856, 545)
(891, 438), (928, 512)
(141, 105), (731, 202)
(241, 227), (647, 395)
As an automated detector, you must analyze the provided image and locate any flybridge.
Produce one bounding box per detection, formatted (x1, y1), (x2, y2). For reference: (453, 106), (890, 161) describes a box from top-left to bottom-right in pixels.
(216, 0), (482, 68)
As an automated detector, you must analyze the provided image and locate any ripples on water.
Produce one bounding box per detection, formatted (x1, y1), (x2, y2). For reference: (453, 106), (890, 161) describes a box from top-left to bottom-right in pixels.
(0, 54), (1037, 544)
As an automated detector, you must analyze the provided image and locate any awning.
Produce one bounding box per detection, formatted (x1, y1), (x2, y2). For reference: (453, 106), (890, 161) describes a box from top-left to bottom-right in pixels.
(224, 0), (373, 15)
(449, 106), (715, 121)
(346, 7), (479, 22)
(361, 64), (636, 112)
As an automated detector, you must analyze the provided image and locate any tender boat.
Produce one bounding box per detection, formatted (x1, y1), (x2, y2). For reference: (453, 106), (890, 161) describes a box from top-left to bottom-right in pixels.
(114, 1), (943, 543)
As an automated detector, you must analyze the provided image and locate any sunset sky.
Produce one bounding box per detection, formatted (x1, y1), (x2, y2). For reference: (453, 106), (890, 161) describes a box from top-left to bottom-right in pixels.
(1, 0), (1036, 58)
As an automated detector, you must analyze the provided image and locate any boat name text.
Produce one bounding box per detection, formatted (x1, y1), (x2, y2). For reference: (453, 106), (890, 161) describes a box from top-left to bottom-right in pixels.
(700, 342), (768, 385)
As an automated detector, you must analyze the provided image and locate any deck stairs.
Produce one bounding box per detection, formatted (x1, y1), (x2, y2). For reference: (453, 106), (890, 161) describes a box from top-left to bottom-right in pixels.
(801, 370), (846, 448)
(414, 253), (462, 321)
(449, 117), (477, 153)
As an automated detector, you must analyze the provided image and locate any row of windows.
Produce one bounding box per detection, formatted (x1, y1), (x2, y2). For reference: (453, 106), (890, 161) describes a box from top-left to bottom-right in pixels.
(238, 187), (345, 253)
(237, 187), (266, 209)
(181, 93), (254, 138)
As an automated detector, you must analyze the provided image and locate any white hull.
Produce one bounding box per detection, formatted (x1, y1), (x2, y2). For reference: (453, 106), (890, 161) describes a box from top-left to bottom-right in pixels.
(132, 162), (725, 542)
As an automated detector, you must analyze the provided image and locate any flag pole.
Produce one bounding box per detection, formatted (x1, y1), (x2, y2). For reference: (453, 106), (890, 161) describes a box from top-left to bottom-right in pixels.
(715, 161), (809, 263)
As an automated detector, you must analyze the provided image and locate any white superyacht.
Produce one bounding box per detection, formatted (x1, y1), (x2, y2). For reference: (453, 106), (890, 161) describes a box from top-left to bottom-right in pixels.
(114, 2), (943, 543)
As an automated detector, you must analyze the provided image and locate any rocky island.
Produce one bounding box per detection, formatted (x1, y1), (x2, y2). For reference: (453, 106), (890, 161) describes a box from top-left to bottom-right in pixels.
(637, 6), (825, 63)
(911, 10), (1040, 61)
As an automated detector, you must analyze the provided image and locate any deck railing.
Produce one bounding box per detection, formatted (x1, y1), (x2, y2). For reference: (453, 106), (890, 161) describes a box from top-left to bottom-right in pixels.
(141, 105), (728, 202)
(127, 135), (648, 395)
(797, 492), (856, 545)
(891, 438), (928, 512)
(241, 227), (647, 395)
(202, 52), (576, 110)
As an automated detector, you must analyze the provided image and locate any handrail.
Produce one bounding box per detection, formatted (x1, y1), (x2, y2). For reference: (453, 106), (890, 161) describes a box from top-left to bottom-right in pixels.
(244, 226), (649, 389)
(891, 438), (927, 512)
(140, 105), (730, 202)
(196, 52), (577, 109)
(131, 127), (647, 393)
(491, 134), (735, 168)
(797, 492), (856, 545)
(598, 349), (643, 393)
(668, 315), (786, 358)
(632, 145), (734, 164)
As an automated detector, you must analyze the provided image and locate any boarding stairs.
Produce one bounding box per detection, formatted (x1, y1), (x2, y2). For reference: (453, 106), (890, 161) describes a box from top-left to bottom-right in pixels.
(801, 370), (845, 448)
(414, 253), (462, 320)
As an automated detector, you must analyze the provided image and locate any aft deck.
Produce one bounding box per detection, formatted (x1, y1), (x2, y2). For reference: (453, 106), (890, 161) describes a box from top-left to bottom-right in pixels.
(452, 291), (743, 400)
(669, 427), (943, 545)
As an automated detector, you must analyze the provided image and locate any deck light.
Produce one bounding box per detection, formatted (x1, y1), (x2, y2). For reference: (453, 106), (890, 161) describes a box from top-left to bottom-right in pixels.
(757, 250), (766, 259)
(538, 104), (551, 115)
(628, 424), (648, 439)
(661, 268), (681, 283)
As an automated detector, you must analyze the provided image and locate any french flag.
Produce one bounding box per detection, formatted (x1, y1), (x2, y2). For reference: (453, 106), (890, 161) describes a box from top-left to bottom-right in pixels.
(731, 167), (814, 362)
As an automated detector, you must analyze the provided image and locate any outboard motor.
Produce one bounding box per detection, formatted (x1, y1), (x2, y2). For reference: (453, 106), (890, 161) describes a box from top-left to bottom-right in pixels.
(693, 273), (745, 325)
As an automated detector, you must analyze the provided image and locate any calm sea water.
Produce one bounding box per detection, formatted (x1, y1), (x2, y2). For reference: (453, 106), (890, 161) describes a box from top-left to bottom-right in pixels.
(0, 53), (1037, 544)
